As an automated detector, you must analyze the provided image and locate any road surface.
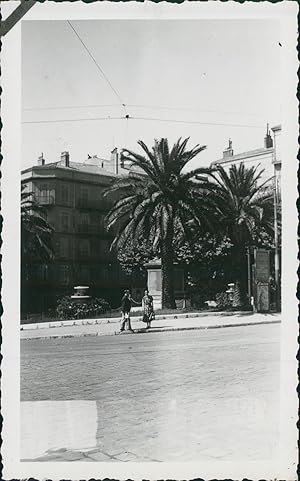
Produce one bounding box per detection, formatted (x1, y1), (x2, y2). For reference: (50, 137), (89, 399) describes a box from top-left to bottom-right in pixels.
(21, 324), (280, 461)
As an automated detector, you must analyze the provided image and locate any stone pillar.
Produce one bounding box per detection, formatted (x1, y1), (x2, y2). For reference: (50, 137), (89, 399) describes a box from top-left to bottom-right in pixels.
(253, 249), (271, 312)
(144, 258), (185, 310)
(144, 258), (162, 310)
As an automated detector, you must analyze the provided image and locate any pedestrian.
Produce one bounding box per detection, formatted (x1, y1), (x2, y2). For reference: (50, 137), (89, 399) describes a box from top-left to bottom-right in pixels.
(142, 289), (154, 329)
(120, 289), (138, 333)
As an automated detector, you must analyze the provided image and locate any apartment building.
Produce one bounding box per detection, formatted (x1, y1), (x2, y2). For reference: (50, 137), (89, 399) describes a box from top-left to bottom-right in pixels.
(210, 124), (282, 311)
(211, 124), (282, 192)
(21, 150), (133, 314)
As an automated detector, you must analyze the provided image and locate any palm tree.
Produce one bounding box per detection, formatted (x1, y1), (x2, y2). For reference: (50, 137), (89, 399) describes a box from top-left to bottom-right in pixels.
(104, 137), (213, 309)
(205, 163), (275, 303)
(21, 184), (54, 269)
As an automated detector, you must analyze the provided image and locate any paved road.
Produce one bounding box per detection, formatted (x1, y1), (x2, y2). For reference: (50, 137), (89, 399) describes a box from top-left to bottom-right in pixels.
(21, 323), (279, 401)
(21, 324), (280, 462)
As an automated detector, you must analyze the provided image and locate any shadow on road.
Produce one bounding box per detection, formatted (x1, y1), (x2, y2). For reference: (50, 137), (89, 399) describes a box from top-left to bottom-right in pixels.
(216, 311), (279, 317)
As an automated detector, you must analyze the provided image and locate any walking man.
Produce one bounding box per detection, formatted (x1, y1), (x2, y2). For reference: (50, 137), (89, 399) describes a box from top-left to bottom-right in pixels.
(120, 289), (135, 332)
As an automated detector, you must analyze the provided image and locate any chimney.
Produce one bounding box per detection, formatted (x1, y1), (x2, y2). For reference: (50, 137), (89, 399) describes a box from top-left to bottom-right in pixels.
(37, 153), (45, 166)
(111, 147), (118, 174)
(61, 151), (70, 167)
(264, 123), (273, 149)
(223, 139), (234, 159)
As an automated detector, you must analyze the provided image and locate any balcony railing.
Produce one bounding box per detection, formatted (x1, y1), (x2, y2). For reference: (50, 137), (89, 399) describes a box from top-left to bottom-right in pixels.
(34, 195), (55, 205)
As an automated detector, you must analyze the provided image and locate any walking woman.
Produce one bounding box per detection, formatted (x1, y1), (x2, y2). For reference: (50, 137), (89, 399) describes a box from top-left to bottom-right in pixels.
(142, 289), (154, 329)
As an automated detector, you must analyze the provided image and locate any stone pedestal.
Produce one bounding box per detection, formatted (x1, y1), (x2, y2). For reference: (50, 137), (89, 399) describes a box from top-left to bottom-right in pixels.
(144, 258), (185, 309)
(256, 282), (270, 312)
(70, 285), (91, 304)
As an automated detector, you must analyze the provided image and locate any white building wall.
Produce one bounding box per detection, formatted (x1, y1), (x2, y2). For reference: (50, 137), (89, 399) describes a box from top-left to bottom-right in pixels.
(215, 151), (273, 186)
(213, 125), (282, 187)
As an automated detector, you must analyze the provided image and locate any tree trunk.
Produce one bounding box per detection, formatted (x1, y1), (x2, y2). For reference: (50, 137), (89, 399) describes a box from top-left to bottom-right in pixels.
(161, 227), (176, 309)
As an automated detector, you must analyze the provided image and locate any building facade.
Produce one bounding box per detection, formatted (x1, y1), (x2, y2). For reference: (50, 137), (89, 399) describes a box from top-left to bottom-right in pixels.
(21, 151), (135, 315)
(211, 125), (282, 189)
(211, 124), (282, 311)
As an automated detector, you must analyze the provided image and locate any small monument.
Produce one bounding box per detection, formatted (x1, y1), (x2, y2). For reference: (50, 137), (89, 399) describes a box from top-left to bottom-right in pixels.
(70, 285), (91, 304)
(144, 258), (185, 309)
(253, 248), (271, 312)
(226, 283), (235, 306)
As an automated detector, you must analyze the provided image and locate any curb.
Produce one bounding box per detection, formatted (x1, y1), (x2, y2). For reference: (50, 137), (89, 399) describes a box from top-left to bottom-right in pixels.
(20, 310), (280, 331)
(20, 311), (214, 330)
(132, 319), (281, 334)
(21, 319), (281, 341)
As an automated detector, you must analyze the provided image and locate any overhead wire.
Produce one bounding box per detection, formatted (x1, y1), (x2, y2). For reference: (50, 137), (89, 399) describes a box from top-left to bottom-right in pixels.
(129, 116), (264, 129)
(22, 116), (124, 124)
(23, 103), (121, 111)
(23, 22), (269, 132)
(67, 20), (127, 117)
(22, 102), (265, 119)
(22, 115), (264, 129)
(127, 104), (265, 118)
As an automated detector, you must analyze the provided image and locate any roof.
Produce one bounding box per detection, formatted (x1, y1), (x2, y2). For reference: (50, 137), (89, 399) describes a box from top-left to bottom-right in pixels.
(22, 159), (122, 178)
(211, 146), (274, 167)
(271, 124), (282, 132)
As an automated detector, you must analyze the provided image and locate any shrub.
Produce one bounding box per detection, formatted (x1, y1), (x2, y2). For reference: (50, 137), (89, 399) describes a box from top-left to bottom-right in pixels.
(215, 291), (231, 310)
(190, 287), (219, 308)
(56, 296), (111, 320)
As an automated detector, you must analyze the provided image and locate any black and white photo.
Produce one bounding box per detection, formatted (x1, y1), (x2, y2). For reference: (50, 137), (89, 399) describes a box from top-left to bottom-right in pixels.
(1, 2), (298, 479)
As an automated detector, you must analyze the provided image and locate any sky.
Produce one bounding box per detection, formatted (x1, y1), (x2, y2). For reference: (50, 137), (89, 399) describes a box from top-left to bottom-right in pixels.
(21, 19), (282, 171)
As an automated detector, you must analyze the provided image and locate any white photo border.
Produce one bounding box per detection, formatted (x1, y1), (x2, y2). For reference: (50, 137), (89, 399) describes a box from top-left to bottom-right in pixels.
(1, 1), (298, 479)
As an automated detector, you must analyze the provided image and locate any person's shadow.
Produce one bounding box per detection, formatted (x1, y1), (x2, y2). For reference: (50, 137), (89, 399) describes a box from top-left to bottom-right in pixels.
(134, 325), (169, 333)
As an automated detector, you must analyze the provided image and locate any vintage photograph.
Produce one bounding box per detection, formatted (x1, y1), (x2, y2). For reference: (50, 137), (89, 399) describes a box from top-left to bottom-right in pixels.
(0, 1), (298, 479)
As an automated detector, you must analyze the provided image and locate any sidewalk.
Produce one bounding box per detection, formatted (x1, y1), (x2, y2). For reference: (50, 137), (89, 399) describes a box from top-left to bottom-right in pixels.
(21, 311), (281, 340)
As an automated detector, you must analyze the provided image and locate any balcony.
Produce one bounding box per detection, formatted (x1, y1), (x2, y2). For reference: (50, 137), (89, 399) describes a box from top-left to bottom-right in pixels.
(34, 194), (55, 206)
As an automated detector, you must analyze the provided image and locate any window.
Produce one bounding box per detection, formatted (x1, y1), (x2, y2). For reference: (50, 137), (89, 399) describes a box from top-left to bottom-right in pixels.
(80, 213), (89, 226)
(98, 214), (105, 232)
(60, 212), (70, 232)
(33, 264), (49, 281)
(78, 213), (90, 233)
(40, 183), (49, 196)
(79, 239), (90, 257)
(100, 240), (110, 257)
(59, 237), (70, 258)
(79, 265), (90, 283)
(38, 183), (54, 205)
(80, 187), (89, 202)
(58, 264), (70, 285)
(61, 184), (71, 205)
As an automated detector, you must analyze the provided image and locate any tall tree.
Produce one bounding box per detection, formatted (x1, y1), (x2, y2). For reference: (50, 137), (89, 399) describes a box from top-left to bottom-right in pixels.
(104, 138), (212, 308)
(116, 233), (155, 278)
(21, 184), (54, 272)
(205, 163), (275, 303)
